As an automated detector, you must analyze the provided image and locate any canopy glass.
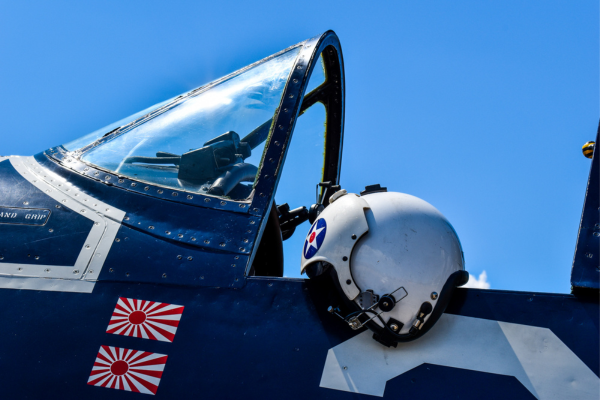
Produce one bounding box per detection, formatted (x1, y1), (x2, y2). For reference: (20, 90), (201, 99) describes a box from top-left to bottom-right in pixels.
(65, 47), (301, 200)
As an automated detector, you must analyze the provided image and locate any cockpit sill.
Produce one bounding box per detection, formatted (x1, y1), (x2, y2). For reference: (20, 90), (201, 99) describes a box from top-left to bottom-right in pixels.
(44, 145), (254, 215)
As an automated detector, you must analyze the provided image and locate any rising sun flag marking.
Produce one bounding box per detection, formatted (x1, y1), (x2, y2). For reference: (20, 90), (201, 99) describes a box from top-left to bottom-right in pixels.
(107, 297), (184, 343)
(88, 345), (168, 395)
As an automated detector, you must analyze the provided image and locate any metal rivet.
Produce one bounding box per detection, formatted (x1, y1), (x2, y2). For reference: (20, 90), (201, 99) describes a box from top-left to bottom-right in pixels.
(284, 108), (289, 113)
(62, 199), (67, 203)
(220, 243), (226, 247)
(80, 209), (85, 213)
(48, 229), (53, 233)
(274, 141), (280, 146)
(293, 79), (298, 83)
(126, 272), (130, 277)
(235, 278), (239, 282)
(188, 256), (193, 261)
(23, 201), (28, 205)
(55, 205), (61, 208)
(390, 324), (399, 331)
(149, 226), (155, 230)
(289, 94), (294, 98)
(191, 237), (196, 241)
(85, 244), (90, 249)
(234, 256), (239, 260)
(220, 201), (226, 206)
(250, 221), (255, 225)
(162, 273), (167, 278)
(35, 256), (40, 260)
(105, 208), (110, 212)
(172, 192), (178, 197)
(44, 268), (50, 272)
(165, 231), (171, 235)
(158, 189), (163, 194)
(343, 256), (348, 261)
(177, 255), (182, 259)
(243, 239), (248, 243)
(105, 175), (110, 180)
(17, 267), (22, 270)
(594, 232), (600, 237)
(586, 253), (593, 258)
(346, 279), (351, 285)
(109, 268), (114, 273)
(351, 234), (357, 240)
(204, 198), (210, 203)
(239, 247), (245, 252)
(268, 283), (273, 287)
(94, 172), (99, 176)
(431, 292), (438, 300)
(239, 204), (245, 208)
(114, 238), (120, 242)
(131, 183), (137, 187)
(124, 216), (129, 220)
(144, 186), (149, 191)
(269, 158), (274, 163)
(231, 264), (236, 267)
(252, 209), (258, 213)
(178, 234), (183, 238)
(88, 270), (93, 274)
(204, 240), (210, 244)
(278, 125), (283, 130)
(200, 276), (204, 280)
(343, 366), (348, 370)
(187, 195), (193, 199)
(118, 179), (124, 183)
(73, 270), (79, 274)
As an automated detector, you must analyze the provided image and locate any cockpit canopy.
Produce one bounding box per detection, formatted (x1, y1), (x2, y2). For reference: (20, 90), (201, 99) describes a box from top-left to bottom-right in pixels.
(64, 46), (307, 200)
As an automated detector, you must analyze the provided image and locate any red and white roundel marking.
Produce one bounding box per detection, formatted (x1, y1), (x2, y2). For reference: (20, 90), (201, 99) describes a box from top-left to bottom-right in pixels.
(107, 297), (184, 343)
(88, 345), (167, 395)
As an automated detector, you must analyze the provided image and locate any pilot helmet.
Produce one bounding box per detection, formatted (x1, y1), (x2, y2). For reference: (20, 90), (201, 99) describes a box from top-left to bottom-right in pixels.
(300, 187), (468, 347)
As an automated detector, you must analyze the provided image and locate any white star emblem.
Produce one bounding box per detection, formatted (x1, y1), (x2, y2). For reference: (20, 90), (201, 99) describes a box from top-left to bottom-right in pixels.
(305, 222), (325, 257)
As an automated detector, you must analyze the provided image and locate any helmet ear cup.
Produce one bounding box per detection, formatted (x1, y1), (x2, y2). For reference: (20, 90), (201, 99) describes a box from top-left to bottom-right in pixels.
(369, 270), (469, 347)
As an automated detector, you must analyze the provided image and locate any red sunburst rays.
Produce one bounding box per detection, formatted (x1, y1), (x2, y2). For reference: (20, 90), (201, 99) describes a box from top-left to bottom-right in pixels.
(106, 297), (184, 342)
(87, 345), (167, 395)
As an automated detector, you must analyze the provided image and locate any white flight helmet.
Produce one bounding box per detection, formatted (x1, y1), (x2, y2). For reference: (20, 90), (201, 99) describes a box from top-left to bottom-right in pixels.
(300, 186), (468, 347)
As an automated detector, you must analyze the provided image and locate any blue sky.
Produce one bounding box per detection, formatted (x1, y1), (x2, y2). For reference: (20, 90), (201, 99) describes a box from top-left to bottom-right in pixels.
(0, 1), (597, 293)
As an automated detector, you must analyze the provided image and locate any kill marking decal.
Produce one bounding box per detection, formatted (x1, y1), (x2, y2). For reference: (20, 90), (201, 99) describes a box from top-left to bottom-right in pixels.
(88, 345), (168, 395)
(106, 297), (185, 343)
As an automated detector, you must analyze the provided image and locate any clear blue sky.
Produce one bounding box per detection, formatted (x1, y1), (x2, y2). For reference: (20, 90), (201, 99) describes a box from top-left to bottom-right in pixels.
(1, 1), (597, 293)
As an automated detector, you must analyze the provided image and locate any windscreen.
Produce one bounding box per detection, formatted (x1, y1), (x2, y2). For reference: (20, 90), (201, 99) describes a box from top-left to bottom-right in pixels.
(71, 47), (300, 200)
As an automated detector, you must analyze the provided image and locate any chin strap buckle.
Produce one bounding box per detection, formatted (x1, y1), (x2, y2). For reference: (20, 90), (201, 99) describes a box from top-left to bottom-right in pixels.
(328, 286), (408, 331)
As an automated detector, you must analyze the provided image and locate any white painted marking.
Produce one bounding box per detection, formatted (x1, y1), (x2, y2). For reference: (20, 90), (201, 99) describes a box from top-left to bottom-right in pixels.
(0, 156), (125, 292)
(320, 314), (599, 399)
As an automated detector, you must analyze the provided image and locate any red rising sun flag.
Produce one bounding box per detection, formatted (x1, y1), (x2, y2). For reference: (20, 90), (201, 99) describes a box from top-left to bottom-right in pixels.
(107, 297), (184, 343)
(88, 345), (167, 395)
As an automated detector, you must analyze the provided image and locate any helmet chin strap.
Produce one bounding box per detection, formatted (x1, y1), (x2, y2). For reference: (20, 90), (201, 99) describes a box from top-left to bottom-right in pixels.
(324, 267), (469, 347)
(371, 270), (469, 347)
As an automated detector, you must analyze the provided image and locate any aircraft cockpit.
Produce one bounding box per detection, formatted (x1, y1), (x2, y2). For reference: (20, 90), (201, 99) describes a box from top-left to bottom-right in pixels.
(10, 31), (345, 287)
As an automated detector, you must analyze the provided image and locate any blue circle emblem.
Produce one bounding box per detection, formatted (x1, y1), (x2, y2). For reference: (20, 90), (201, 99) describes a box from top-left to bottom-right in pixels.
(303, 218), (327, 260)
